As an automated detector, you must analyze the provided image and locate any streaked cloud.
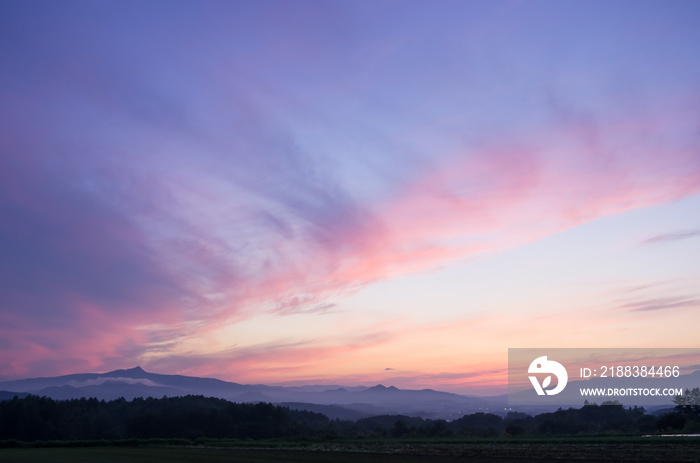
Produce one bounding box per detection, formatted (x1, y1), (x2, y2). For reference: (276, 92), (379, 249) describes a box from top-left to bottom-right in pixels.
(1, 0), (699, 389)
(621, 297), (700, 312)
(639, 230), (700, 246)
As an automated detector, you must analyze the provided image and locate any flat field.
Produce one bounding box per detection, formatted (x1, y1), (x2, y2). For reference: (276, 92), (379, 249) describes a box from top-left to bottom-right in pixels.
(2, 447), (466, 463)
(1, 438), (699, 463)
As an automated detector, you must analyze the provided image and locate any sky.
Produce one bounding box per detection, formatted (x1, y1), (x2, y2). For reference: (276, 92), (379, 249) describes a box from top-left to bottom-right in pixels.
(0, 0), (699, 395)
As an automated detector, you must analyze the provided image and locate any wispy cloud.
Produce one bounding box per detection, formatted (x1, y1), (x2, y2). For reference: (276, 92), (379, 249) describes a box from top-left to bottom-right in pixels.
(2, 0), (700, 385)
(620, 297), (700, 312)
(639, 230), (700, 246)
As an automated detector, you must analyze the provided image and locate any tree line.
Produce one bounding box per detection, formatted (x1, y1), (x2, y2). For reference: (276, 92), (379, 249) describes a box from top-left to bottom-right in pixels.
(0, 389), (698, 443)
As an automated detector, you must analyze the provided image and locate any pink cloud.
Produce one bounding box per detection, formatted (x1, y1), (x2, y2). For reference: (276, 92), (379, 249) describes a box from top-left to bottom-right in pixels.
(2, 33), (699, 386)
(276, 107), (700, 312)
(136, 99), (700, 382)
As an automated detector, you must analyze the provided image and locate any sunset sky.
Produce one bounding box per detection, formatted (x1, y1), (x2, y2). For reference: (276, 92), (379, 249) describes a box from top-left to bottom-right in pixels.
(1, 0), (699, 395)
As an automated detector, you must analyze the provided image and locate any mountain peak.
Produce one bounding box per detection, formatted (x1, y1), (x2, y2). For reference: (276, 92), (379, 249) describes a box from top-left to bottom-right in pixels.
(104, 366), (149, 378)
(367, 384), (399, 392)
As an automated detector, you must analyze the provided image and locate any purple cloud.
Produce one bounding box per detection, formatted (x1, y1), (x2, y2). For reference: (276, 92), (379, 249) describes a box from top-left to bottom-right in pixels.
(1, 0), (700, 384)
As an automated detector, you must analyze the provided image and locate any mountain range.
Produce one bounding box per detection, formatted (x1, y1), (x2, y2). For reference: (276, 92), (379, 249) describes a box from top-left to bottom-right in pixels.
(1, 366), (696, 420)
(0, 367), (502, 420)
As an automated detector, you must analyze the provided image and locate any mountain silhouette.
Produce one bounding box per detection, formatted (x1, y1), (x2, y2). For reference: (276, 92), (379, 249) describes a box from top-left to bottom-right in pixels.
(0, 366), (499, 420)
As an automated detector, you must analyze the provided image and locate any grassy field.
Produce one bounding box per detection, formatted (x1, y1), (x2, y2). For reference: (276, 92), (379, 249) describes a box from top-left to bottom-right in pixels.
(1, 439), (700, 463)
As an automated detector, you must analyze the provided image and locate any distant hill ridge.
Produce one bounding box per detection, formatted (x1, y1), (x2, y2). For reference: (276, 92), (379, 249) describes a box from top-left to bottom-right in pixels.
(5, 366), (692, 419)
(0, 366), (497, 420)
